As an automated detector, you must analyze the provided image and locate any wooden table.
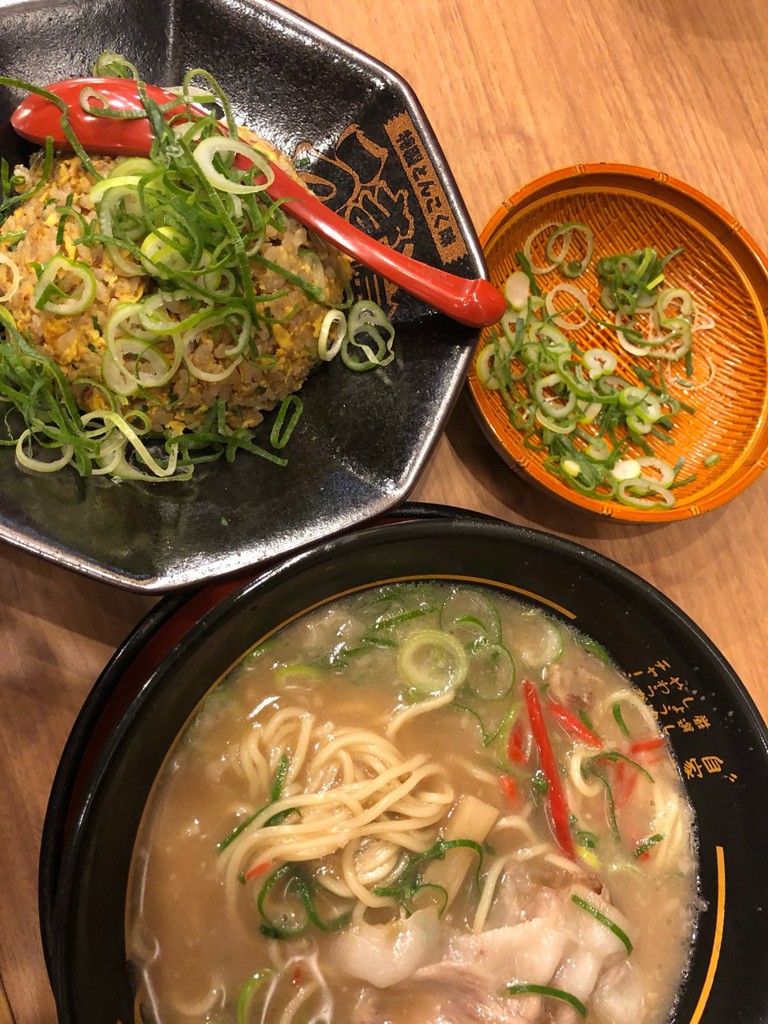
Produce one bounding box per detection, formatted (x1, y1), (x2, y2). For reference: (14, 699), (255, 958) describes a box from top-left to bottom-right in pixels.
(1, 0), (766, 1020)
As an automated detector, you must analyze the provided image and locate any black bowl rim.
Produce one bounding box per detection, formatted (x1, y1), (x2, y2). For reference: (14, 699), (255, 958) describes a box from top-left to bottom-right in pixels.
(45, 505), (768, 1022)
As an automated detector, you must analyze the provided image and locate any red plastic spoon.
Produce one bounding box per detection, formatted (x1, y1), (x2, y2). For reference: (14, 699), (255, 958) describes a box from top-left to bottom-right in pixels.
(10, 77), (506, 328)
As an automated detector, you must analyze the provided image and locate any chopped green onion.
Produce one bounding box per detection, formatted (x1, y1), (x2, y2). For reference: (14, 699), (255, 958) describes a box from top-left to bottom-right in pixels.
(597, 246), (683, 317)
(514, 250), (542, 295)
(32, 255), (97, 315)
(91, 50), (141, 78)
(611, 458), (641, 482)
(531, 769), (549, 798)
(577, 707), (597, 731)
(571, 892), (633, 953)
(317, 308), (346, 361)
(585, 749), (655, 782)
(578, 637), (611, 664)
(464, 640), (515, 701)
(397, 629), (468, 695)
(504, 270), (531, 310)
(217, 754), (292, 852)
(545, 282), (591, 329)
(372, 837), (484, 914)
(505, 983), (587, 1018)
(193, 135), (274, 196)
(545, 222), (594, 278)
(522, 222), (569, 276)
(612, 702), (630, 738)
(479, 227), (705, 509)
(236, 970), (272, 1024)
(270, 395), (303, 450)
(0, 253), (21, 302)
(341, 300), (396, 370)
(634, 833), (665, 858)
(574, 828), (598, 850)
(587, 764), (619, 839)
(257, 862), (351, 939)
(616, 479), (676, 509)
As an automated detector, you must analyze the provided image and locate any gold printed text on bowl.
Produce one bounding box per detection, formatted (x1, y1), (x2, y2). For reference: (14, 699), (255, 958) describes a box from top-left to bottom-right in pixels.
(385, 112), (468, 264)
(631, 657), (739, 783)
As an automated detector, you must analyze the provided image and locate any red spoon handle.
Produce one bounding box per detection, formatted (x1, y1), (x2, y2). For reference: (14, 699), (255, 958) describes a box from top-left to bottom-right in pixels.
(264, 163), (505, 327)
(11, 78), (505, 328)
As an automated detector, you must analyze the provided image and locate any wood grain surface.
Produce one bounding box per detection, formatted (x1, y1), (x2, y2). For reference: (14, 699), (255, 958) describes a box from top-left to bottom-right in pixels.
(1, 1), (767, 1021)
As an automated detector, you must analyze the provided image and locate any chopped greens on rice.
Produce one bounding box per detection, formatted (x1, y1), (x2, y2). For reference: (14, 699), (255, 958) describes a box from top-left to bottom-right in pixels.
(0, 59), (395, 481)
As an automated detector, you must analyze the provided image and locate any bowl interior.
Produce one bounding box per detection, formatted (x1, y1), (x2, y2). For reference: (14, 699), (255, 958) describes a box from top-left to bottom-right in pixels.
(0, 0), (482, 591)
(46, 513), (768, 1023)
(468, 164), (768, 521)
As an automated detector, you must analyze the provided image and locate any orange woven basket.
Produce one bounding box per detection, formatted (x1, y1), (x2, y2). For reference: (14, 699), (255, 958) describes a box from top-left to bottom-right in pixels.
(468, 164), (768, 521)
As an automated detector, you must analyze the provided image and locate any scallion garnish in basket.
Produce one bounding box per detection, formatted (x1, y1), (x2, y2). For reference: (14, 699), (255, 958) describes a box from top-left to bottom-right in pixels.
(475, 223), (716, 509)
(597, 246), (683, 317)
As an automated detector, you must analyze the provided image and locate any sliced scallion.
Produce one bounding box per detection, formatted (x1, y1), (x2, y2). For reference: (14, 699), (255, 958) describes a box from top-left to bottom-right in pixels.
(236, 970), (272, 1024)
(612, 701), (630, 738)
(397, 629), (468, 695)
(32, 255), (97, 315)
(193, 135), (275, 196)
(257, 862), (351, 939)
(342, 300), (396, 370)
(270, 395), (303, 450)
(505, 983), (587, 1017)
(317, 308), (346, 361)
(475, 246), (702, 509)
(634, 833), (665, 858)
(0, 253), (21, 303)
(571, 892), (633, 953)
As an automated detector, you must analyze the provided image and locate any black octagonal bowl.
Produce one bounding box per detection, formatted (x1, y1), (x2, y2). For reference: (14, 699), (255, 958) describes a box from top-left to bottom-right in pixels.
(43, 507), (768, 1022)
(0, 0), (484, 591)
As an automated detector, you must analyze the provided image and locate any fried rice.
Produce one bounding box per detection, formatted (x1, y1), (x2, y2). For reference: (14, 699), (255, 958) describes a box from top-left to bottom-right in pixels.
(0, 128), (352, 437)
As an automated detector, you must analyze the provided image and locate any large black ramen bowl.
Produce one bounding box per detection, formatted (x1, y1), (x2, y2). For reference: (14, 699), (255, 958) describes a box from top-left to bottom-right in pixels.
(42, 507), (768, 1022)
(0, 0), (483, 591)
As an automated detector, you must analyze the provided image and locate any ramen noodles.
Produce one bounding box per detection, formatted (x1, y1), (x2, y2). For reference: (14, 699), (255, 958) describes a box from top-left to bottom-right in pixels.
(128, 582), (698, 1023)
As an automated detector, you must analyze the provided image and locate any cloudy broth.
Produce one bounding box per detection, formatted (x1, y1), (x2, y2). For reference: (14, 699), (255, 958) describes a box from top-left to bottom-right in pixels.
(128, 582), (698, 1024)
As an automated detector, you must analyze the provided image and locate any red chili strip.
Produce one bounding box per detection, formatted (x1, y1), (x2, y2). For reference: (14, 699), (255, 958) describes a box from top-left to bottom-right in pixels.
(548, 702), (603, 749)
(244, 860), (274, 881)
(506, 719), (528, 764)
(612, 760), (638, 809)
(523, 679), (576, 859)
(630, 737), (666, 755)
(500, 774), (519, 804)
